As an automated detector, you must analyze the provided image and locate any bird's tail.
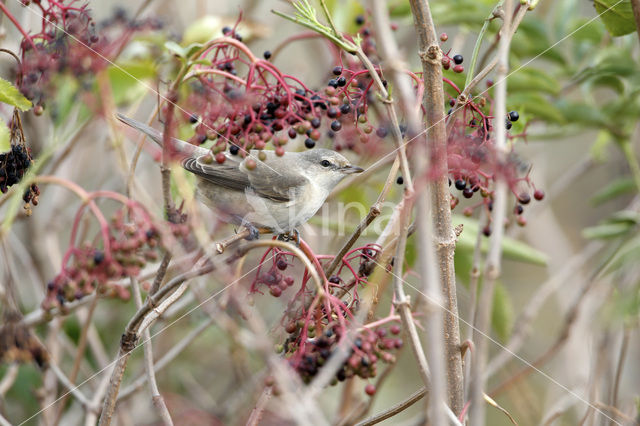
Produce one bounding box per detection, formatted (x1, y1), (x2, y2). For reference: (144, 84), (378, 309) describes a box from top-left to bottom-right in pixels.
(116, 113), (203, 157)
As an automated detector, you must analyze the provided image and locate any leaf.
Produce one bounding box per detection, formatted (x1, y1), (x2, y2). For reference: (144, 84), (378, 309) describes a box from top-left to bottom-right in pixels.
(453, 215), (548, 266)
(507, 68), (560, 95)
(0, 118), (9, 152)
(583, 222), (634, 239)
(590, 75), (625, 94)
(107, 59), (157, 105)
(557, 101), (609, 127)
(164, 41), (186, 58)
(594, 0), (636, 37)
(591, 177), (636, 205)
(604, 234), (640, 273)
(492, 281), (514, 341)
(0, 77), (32, 111)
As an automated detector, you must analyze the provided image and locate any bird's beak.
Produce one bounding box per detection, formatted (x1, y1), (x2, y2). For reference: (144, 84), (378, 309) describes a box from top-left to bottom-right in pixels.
(341, 164), (364, 174)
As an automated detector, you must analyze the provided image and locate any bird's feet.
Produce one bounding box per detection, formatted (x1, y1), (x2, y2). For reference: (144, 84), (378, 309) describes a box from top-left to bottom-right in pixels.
(235, 217), (260, 241)
(244, 223), (260, 241)
(277, 228), (300, 245)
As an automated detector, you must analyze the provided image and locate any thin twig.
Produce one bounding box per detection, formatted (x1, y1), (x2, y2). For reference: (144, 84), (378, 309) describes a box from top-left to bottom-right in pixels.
(117, 316), (214, 401)
(354, 387), (427, 426)
(610, 327), (630, 426)
(131, 278), (174, 425)
(468, 0), (513, 424)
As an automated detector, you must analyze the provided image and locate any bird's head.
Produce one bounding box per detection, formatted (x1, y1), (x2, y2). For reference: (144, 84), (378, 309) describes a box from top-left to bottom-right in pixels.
(298, 149), (364, 189)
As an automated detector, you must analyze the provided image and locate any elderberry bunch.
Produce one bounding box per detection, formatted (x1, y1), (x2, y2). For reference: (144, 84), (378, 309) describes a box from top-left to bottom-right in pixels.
(43, 207), (189, 310)
(280, 320), (402, 390)
(0, 144), (33, 193)
(17, 1), (161, 107)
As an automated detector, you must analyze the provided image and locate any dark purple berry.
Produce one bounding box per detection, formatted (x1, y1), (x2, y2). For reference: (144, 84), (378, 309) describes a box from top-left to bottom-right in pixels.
(508, 111), (519, 122)
(376, 127), (388, 138)
(276, 259), (288, 270)
(263, 50), (272, 60)
(518, 192), (531, 204)
(332, 66), (343, 75)
(396, 176), (403, 185)
(305, 138), (316, 149)
(455, 179), (466, 190)
(453, 54), (463, 64)
(331, 120), (342, 131)
(462, 188), (474, 198)
(355, 15), (365, 25)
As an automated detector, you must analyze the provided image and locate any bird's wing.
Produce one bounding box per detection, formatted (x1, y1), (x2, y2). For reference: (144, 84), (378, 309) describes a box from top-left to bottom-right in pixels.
(182, 154), (307, 203)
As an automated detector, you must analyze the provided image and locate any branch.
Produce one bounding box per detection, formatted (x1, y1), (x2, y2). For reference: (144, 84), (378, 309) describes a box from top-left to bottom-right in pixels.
(355, 387), (427, 426)
(469, 1), (513, 423)
(409, 0), (464, 414)
(131, 278), (173, 426)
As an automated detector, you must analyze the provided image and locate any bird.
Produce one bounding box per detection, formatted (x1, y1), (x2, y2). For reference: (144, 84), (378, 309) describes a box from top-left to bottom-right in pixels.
(117, 114), (364, 239)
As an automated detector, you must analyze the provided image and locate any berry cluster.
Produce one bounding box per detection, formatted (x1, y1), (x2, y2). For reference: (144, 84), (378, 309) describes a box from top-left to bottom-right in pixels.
(43, 205), (189, 310)
(0, 144), (33, 193)
(439, 33), (465, 74)
(174, 22), (398, 162)
(251, 251), (296, 298)
(251, 241), (389, 393)
(279, 319), (402, 391)
(445, 104), (543, 231)
(16, 1), (161, 107)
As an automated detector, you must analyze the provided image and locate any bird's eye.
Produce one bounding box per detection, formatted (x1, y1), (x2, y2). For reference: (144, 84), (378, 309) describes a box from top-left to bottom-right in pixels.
(320, 160), (332, 167)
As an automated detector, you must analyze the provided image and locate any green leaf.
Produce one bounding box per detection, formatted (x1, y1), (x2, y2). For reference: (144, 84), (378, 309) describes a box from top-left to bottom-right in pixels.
(507, 68), (561, 95)
(0, 77), (32, 111)
(591, 177), (636, 205)
(557, 101), (609, 127)
(605, 234), (640, 273)
(492, 282), (514, 341)
(590, 75), (625, 94)
(583, 222), (634, 239)
(0, 118), (9, 152)
(594, 0), (636, 37)
(164, 41), (186, 58)
(107, 59), (157, 105)
(453, 215), (548, 266)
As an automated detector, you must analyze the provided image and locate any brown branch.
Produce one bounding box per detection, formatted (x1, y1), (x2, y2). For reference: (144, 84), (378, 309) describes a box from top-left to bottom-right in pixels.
(409, 0), (464, 414)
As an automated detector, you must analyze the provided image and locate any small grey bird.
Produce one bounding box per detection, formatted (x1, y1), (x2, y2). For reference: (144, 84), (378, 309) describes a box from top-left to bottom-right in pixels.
(117, 114), (364, 237)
